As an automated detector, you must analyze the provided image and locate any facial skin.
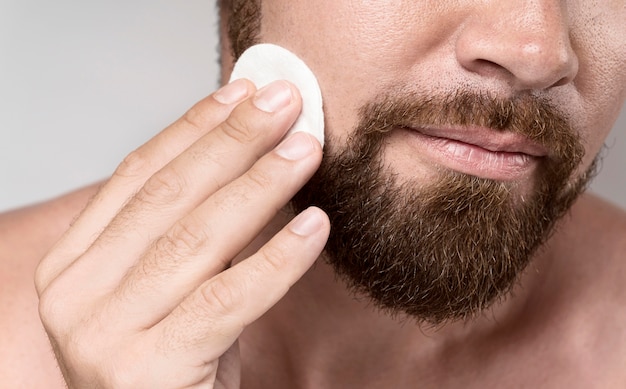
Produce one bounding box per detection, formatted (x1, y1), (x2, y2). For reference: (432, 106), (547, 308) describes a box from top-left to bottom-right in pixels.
(224, 0), (626, 322)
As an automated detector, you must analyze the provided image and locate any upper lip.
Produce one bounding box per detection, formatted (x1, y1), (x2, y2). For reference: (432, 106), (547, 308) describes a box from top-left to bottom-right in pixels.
(403, 125), (549, 157)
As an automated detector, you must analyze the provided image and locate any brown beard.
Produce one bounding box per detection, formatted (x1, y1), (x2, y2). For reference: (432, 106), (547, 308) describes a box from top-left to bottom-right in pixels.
(291, 90), (596, 325)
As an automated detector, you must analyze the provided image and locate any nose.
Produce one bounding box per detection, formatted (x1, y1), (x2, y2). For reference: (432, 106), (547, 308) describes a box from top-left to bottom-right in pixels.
(455, 1), (579, 91)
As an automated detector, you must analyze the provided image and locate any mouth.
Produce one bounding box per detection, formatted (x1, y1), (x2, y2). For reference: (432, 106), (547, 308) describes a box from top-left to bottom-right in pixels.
(398, 125), (548, 181)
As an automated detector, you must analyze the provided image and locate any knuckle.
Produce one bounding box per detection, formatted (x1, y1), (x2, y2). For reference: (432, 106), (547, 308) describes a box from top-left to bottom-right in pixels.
(220, 113), (258, 144)
(151, 236), (180, 267)
(259, 242), (291, 273)
(137, 168), (188, 205)
(244, 167), (275, 194)
(114, 148), (150, 179)
(181, 104), (211, 134)
(200, 276), (245, 316)
(185, 142), (229, 178)
(156, 218), (210, 259)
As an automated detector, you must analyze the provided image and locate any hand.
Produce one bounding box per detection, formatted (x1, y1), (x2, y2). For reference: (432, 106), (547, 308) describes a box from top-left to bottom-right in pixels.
(35, 79), (330, 388)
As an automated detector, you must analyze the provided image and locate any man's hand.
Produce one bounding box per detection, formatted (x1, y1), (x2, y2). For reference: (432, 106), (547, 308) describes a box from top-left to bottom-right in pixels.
(34, 79), (330, 388)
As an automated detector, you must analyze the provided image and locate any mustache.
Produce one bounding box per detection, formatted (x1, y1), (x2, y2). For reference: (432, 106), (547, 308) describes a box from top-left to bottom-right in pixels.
(356, 90), (585, 170)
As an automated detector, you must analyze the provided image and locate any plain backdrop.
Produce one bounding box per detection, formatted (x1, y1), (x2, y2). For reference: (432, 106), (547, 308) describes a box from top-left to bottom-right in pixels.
(1, 1), (624, 212)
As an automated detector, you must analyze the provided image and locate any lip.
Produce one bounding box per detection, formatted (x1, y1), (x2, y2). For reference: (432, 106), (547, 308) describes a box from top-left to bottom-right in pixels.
(399, 125), (547, 181)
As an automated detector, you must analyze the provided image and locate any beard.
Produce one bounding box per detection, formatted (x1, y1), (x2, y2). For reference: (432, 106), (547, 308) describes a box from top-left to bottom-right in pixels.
(292, 90), (597, 325)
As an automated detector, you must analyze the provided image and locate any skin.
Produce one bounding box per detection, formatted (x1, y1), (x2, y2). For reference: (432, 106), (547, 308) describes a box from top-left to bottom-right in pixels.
(1, 0), (626, 387)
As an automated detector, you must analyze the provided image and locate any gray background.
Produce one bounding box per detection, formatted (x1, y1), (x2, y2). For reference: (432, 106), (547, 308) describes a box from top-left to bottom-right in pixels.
(1, 1), (624, 212)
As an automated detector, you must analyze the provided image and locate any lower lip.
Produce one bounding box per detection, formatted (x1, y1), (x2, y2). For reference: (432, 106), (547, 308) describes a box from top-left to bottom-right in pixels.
(400, 128), (540, 181)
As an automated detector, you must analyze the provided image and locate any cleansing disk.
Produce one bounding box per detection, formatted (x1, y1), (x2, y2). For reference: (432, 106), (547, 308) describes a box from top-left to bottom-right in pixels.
(229, 43), (325, 146)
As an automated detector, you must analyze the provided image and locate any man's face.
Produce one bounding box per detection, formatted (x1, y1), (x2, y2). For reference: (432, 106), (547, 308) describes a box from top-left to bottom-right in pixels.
(229, 1), (626, 323)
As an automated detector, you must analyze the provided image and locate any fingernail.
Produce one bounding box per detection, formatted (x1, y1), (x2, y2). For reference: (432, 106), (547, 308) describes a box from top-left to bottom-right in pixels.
(289, 208), (323, 237)
(275, 132), (315, 160)
(213, 79), (249, 104)
(253, 81), (293, 113)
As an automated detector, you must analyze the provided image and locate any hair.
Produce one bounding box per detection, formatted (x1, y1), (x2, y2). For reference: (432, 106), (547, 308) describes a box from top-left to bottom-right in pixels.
(218, 0), (261, 59)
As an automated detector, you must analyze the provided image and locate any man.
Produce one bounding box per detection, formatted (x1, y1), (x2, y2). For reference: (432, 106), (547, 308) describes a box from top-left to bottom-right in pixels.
(1, 0), (625, 387)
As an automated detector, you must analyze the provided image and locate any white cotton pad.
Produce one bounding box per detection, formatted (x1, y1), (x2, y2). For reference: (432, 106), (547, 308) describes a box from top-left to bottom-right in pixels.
(229, 43), (325, 147)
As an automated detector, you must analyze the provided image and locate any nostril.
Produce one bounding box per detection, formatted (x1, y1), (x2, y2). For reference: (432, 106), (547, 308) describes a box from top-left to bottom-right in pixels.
(466, 58), (517, 82)
(552, 75), (573, 87)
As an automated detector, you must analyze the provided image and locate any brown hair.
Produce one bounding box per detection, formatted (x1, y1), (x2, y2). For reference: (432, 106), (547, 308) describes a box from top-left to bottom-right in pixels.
(218, 0), (261, 59)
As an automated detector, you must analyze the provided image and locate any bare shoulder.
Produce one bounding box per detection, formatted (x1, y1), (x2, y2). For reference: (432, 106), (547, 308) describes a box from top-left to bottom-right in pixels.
(0, 185), (99, 388)
(546, 193), (626, 383)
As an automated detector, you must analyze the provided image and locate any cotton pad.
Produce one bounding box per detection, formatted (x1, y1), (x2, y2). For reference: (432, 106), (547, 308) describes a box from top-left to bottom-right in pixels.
(229, 43), (325, 147)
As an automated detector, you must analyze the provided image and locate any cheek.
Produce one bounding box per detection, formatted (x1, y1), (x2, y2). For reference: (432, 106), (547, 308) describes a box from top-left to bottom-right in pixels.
(259, 1), (464, 145)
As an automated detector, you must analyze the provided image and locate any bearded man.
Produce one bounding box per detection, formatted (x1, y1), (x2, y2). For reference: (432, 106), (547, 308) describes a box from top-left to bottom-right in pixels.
(1, 0), (625, 387)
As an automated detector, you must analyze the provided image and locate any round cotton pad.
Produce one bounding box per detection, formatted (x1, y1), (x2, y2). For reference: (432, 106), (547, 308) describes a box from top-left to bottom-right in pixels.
(229, 44), (325, 147)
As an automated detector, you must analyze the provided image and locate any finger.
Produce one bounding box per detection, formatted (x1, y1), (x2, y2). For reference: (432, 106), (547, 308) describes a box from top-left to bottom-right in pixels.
(112, 131), (322, 325)
(36, 79), (256, 293)
(42, 81), (303, 303)
(147, 207), (329, 367)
